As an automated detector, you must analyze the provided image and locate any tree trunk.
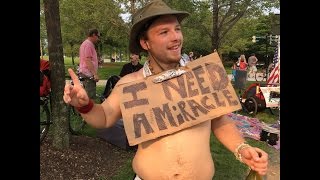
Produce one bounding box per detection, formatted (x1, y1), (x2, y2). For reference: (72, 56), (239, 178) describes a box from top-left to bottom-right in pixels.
(43, 0), (70, 149)
(211, 0), (220, 52)
(70, 43), (75, 65)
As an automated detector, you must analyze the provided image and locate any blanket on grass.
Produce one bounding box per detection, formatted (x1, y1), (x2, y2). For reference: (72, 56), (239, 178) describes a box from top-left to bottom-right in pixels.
(227, 113), (280, 150)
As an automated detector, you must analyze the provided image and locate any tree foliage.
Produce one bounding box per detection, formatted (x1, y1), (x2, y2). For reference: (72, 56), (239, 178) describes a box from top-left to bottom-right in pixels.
(41, 0), (279, 61)
(57, 0), (129, 60)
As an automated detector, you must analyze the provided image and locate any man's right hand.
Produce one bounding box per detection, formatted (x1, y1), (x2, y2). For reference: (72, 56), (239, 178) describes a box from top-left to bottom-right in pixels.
(63, 68), (90, 107)
(93, 74), (99, 82)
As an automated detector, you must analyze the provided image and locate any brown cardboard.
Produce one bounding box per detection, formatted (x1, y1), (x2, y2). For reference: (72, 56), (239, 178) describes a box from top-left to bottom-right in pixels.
(118, 52), (241, 145)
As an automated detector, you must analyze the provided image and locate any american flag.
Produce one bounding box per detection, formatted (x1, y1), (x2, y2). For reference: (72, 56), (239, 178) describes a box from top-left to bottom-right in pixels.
(267, 42), (280, 86)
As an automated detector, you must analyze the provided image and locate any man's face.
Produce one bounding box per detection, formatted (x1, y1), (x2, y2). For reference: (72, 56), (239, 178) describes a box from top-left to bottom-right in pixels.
(93, 33), (100, 44)
(141, 15), (183, 63)
(130, 54), (140, 65)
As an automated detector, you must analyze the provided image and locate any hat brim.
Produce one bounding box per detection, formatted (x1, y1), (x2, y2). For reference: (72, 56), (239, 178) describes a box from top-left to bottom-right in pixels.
(129, 11), (189, 54)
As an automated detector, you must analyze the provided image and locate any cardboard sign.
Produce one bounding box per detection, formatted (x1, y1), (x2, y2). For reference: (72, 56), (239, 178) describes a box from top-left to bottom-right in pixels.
(118, 52), (241, 145)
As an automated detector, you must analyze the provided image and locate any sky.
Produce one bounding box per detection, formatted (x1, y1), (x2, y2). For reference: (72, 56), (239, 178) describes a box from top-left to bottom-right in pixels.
(120, 6), (280, 22)
(271, 7), (280, 14)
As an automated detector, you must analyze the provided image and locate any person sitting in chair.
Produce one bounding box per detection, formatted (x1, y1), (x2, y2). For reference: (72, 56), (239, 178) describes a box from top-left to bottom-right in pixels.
(119, 53), (143, 77)
(101, 53), (143, 100)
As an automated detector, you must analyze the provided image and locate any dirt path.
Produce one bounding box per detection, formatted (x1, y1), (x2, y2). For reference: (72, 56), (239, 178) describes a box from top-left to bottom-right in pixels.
(40, 135), (135, 180)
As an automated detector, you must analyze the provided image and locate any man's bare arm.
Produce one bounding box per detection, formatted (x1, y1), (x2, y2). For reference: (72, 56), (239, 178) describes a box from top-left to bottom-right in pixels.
(84, 57), (96, 76)
(211, 115), (245, 152)
(81, 86), (122, 128)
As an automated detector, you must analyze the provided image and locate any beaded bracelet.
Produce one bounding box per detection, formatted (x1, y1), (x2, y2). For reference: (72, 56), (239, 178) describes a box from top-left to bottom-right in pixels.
(76, 99), (94, 114)
(234, 142), (251, 163)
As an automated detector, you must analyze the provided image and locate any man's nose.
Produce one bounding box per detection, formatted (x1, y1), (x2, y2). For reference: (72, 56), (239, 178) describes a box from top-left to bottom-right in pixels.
(170, 31), (181, 41)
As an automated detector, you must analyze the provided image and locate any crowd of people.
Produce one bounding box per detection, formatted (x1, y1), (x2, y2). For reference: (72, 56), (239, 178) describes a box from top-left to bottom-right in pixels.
(62, 0), (268, 180)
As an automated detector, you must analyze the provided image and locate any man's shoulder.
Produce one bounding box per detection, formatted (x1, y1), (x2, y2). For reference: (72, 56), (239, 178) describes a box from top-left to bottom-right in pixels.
(80, 39), (94, 47)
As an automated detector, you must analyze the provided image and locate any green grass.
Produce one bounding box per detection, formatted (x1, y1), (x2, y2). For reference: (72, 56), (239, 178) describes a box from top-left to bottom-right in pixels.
(43, 55), (135, 79)
(110, 159), (135, 180)
(211, 135), (248, 179)
(98, 62), (125, 79)
(43, 55), (232, 78)
(76, 85), (105, 137)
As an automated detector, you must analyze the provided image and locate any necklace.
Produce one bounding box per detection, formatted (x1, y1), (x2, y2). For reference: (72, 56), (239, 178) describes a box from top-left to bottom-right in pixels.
(143, 57), (184, 78)
(148, 60), (180, 75)
(148, 62), (156, 75)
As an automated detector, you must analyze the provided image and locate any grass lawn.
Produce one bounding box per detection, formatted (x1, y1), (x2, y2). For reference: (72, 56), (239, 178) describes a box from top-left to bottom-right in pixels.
(42, 55), (126, 79)
(43, 55), (231, 80)
(46, 56), (278, 179)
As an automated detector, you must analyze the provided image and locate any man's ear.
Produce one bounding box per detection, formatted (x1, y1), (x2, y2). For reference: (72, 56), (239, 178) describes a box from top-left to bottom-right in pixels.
(140, 39), (149, 50)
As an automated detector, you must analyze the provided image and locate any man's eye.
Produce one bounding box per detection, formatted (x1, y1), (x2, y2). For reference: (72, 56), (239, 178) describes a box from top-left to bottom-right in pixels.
(160, 31), (168, 34)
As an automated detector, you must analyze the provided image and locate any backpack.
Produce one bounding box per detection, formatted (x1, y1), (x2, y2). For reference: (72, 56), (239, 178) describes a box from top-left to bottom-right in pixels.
(102, 75), (120, 99)
(40, 71), (51, 96)
(40, 59), (51, 96)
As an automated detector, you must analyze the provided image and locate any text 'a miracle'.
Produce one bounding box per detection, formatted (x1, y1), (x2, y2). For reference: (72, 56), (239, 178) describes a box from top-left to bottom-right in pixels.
(121, 62), (240, 141)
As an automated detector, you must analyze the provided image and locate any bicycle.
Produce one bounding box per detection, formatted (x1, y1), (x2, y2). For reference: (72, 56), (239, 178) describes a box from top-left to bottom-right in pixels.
(235, 90), (259, 117)
(67, 76), (89, 135)
(67, 75), (105, 134)
(235, 82), (280, 118)
(40, 92), (84, 143)
(40, 95), (51, 143)
(40, 75), (103, 143)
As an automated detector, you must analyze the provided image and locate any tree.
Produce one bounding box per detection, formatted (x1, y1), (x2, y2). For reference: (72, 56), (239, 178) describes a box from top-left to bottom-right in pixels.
(167, 0), (279, 54)
(59, 0), (128, 63)
(43, 0), (70, 149)
(209, 0), (279, 51)
(40, 6), (47, 56)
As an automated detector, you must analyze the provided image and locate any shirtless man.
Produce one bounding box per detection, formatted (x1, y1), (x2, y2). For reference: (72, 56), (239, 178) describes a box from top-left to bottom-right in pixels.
(63, 1), (268, 179)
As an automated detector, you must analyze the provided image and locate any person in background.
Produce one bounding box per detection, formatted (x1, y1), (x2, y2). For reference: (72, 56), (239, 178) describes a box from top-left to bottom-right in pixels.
(248, 53), (258, 75)
(119, 53), (143, 77)
(237, 54), (248, 71)
(231, 60), (237, 81)
(180, 48), (190, 66)
(189, 51), (194, 61)
(78, 28), (101, 99)
(101, 53), (143, 101)
(63, 1), (268, 179)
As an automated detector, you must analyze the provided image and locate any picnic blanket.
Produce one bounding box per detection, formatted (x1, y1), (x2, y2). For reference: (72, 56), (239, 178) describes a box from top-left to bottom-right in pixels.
(227, 113), (280, 150)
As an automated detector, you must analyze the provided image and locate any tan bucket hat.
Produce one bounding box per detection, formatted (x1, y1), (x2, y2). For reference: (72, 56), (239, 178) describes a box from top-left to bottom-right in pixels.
(129, 0), (189, 53)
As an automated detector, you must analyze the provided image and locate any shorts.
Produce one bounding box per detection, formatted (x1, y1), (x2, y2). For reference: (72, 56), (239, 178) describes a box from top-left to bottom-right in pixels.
(249, 66), (257, 72)
(82, 78), (96, 99)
